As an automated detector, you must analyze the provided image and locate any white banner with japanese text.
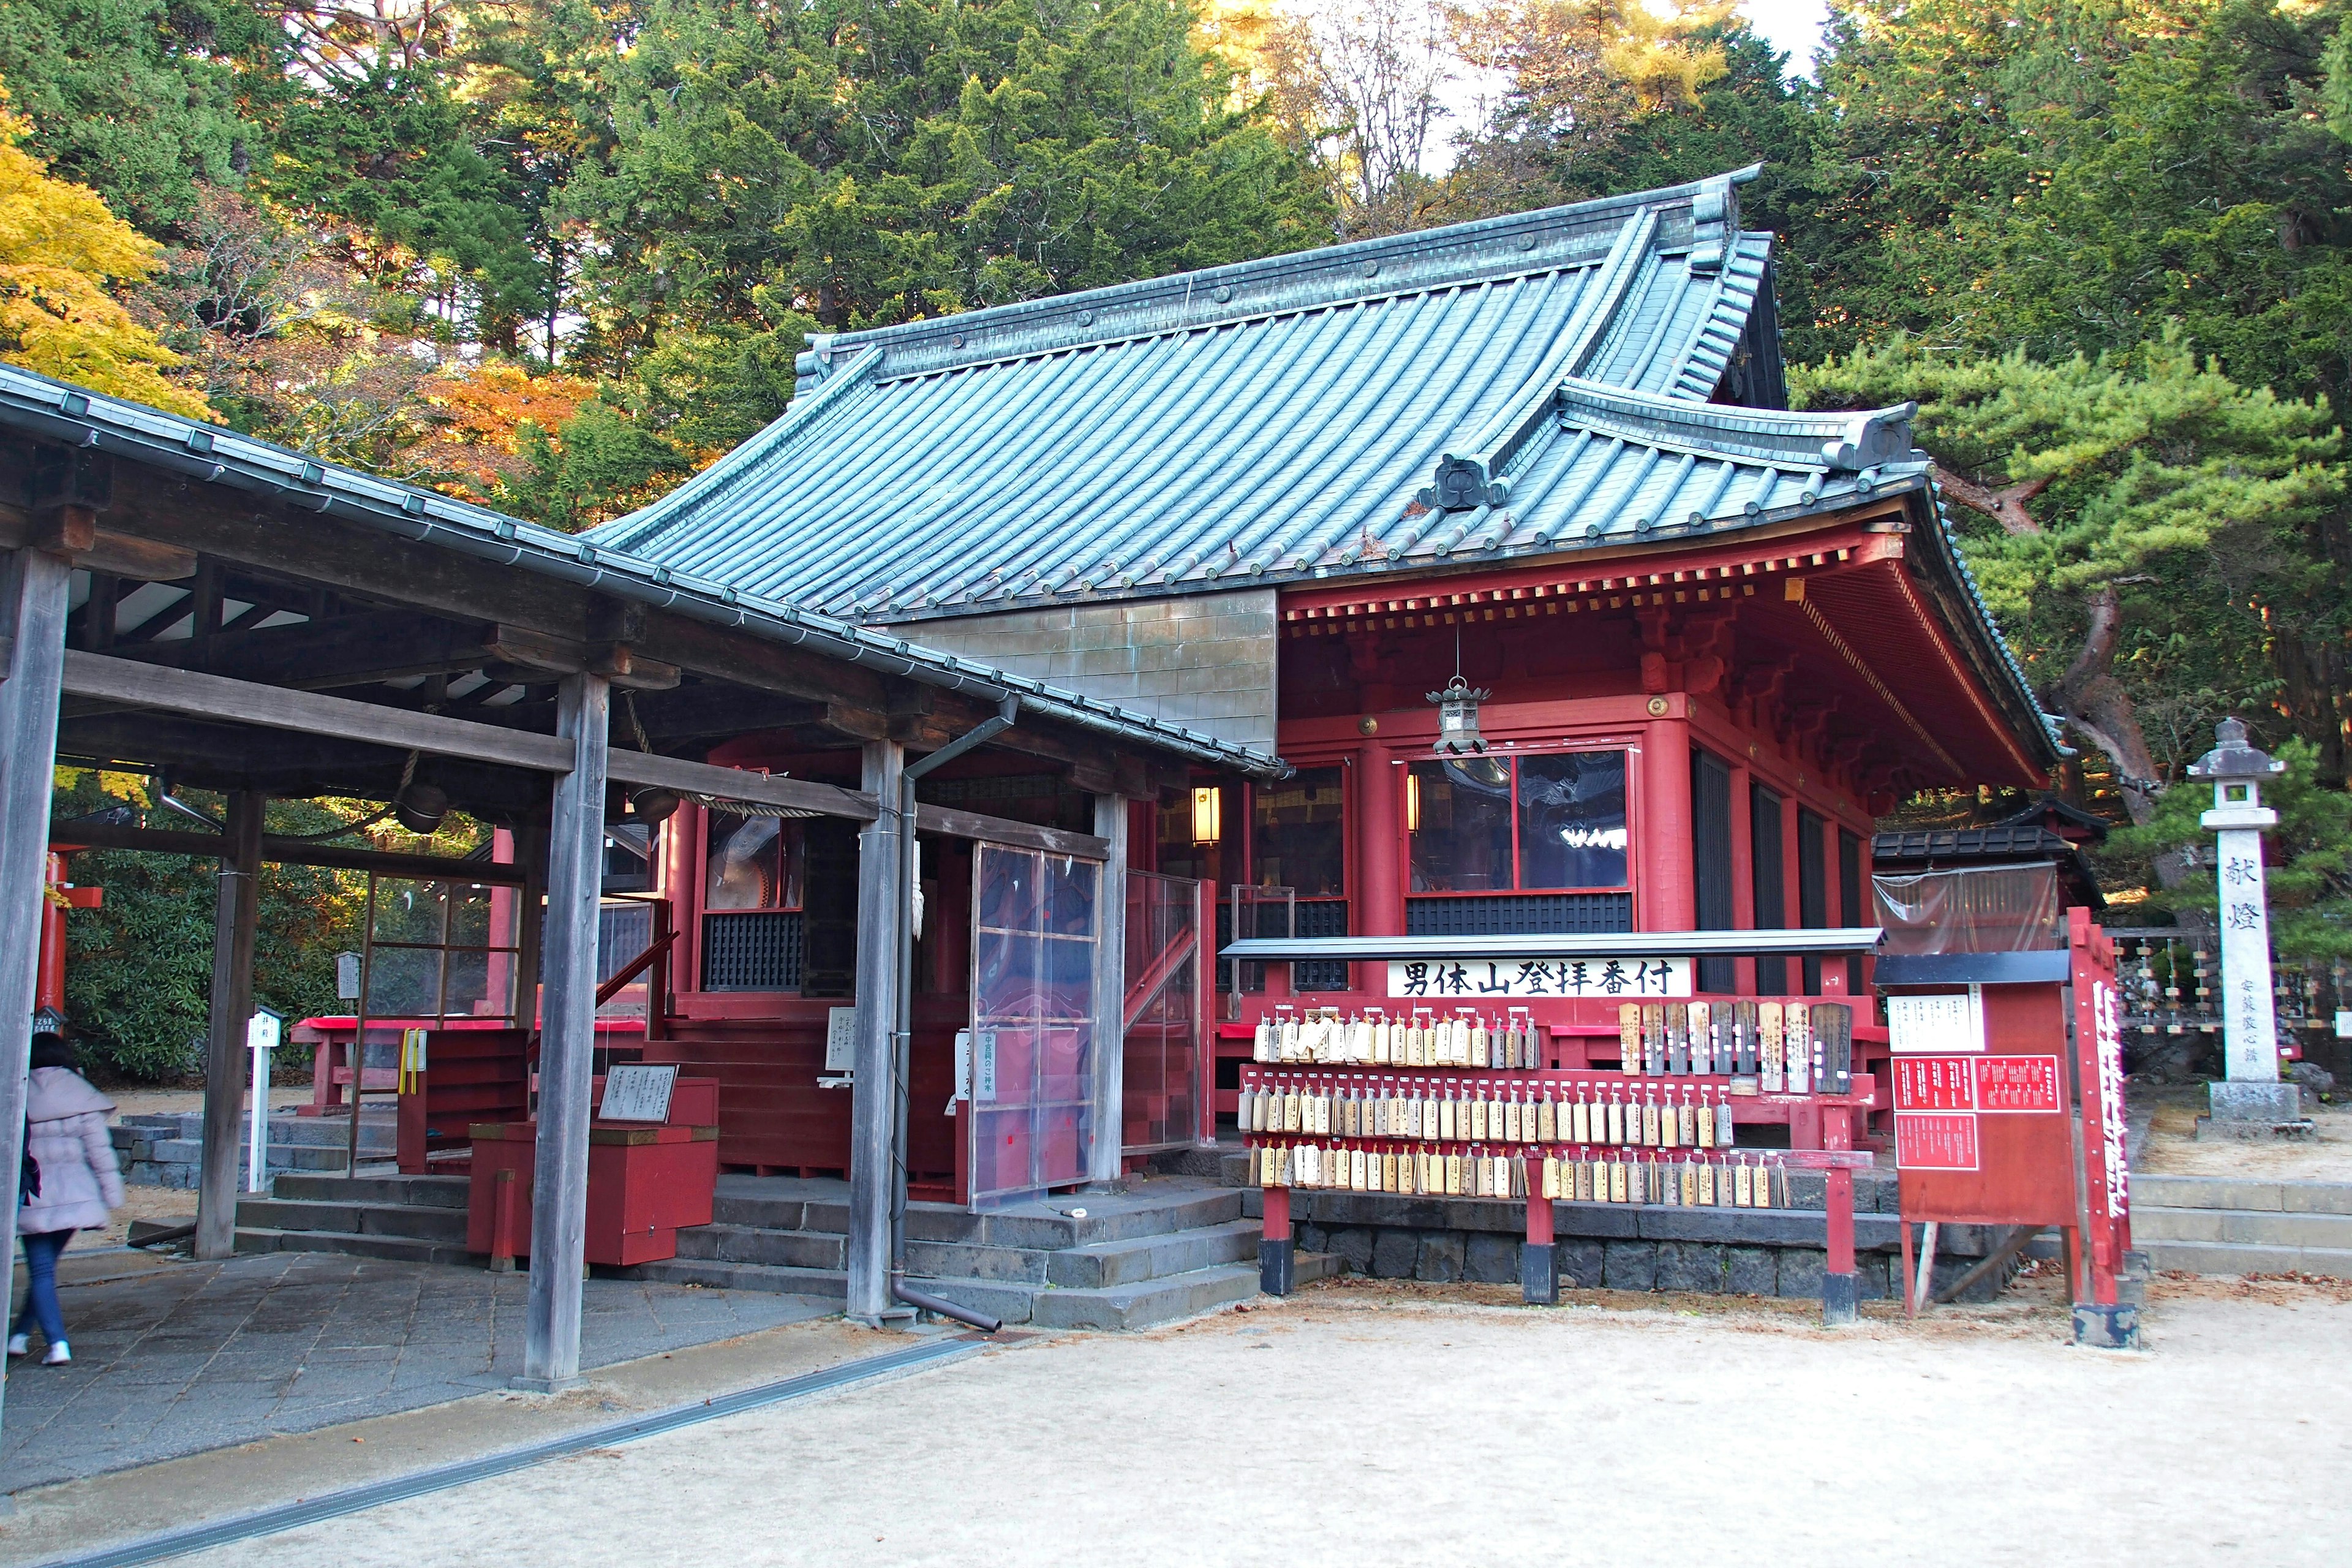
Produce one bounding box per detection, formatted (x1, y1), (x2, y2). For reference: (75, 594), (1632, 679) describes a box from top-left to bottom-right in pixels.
(1385, 956), (1692, 1001)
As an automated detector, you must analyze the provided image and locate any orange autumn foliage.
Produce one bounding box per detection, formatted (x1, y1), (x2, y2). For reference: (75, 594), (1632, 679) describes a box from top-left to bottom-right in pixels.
(424, 361), (597, 492)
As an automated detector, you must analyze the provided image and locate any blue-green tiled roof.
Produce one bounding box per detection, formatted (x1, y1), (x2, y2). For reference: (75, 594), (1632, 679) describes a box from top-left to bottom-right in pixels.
(588, 168), (1928, 622)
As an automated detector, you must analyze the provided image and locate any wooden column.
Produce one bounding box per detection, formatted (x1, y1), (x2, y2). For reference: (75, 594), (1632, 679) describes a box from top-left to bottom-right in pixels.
(1727, 762), (1755, 995)
(1088, 793), (1129, 1186)
(1356, 742), (1402, 938)
(845, 738), (905, 1324)
(1641, 715), (1695, 930)
(0, 548), (72, 1436)
(194, 791), (264, 1259)
(510, 820), (550, 1030)
(517, 672), (608, 1392)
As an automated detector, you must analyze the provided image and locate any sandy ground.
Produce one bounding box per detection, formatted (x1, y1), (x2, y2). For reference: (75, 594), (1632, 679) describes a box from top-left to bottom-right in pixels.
(20, 1272), (2322, 1568)
(2133, 1084), (2352, 1181)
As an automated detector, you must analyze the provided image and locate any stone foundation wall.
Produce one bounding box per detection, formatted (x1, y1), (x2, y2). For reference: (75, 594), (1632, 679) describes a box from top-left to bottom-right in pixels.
(1227, 1171), (2021, 1303)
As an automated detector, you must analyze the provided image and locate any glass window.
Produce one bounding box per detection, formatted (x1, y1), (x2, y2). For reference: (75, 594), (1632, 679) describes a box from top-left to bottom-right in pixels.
(1409, 751), (1629, 892)
(1251, 766), (1346, 897)
(704, 810), (805, 911)
(1408, 758), (1515, 891)
(1518, 752), (1628, 890)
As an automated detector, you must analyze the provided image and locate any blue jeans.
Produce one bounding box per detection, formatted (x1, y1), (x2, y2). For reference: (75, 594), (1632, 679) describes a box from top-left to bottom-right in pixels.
(13, 1229), (73, 1345)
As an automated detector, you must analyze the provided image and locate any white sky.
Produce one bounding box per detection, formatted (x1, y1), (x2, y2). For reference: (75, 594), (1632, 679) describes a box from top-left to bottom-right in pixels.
(1738, 0), (1831, 77)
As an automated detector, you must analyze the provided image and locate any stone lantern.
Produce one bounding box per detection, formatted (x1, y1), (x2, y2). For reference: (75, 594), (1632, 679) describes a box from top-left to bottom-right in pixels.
(2187, 718), (2305, 1136)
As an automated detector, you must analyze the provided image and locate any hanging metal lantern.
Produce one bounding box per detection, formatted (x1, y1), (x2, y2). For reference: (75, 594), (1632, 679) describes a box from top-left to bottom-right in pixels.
(1427, 674), (1491, 755)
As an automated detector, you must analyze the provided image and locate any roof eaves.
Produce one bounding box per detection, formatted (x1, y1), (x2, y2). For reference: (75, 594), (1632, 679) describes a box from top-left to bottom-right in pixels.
(0, 366), (1292, 781)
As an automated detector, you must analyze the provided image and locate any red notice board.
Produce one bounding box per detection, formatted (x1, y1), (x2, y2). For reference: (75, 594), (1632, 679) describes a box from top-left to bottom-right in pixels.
(1890, 997), (2082, 1227)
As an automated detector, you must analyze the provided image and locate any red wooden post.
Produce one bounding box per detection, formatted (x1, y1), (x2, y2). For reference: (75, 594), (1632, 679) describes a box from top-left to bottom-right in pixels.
(1823, 1102), (1857, 1324)
(1727, 763), (1756, 995)
(1521, 1154), (1558, 1304)
(1357, 741), (1403, 938)
(1641, 713), (1695, 932)
(489, 1166), (519, 1273)
(1259, 1179), (1294, 1295)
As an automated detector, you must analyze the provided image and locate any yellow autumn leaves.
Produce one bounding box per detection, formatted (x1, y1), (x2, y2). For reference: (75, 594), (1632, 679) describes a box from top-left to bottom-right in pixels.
(0, 95), (210, 418)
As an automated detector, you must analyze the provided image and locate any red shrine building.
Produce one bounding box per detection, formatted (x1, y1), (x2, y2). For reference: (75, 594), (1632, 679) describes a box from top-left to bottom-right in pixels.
(588, 166), (2061, 1185)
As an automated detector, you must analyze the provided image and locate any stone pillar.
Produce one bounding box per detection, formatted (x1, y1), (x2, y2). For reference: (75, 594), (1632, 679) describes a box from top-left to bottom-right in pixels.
(2189, 718), (2301, 1131)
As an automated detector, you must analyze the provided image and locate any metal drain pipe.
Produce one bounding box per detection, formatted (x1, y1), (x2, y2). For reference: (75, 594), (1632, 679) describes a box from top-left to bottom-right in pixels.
(888, 696), (1019, 1327)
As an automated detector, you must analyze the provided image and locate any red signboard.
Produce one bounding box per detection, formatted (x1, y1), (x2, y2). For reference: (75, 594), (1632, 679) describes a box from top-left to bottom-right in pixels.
(1894, 1111), (1981, 1171)
(1975, 1055), (2060, 1113)
(1893, 1056), (1977, 1112)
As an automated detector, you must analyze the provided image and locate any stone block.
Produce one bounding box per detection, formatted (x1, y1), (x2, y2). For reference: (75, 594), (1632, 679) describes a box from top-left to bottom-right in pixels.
(1776, 1248), (1826, 1299)
(1653, 1242), (1726, 1294)
(1327, 1227), (1376, 1275)
(1787, 1170), (1828, 1211)
(1464, 1232), (1519, 1284)
(1296, 1222), (1327, 1254)
(1370, 1229), (1419, 1279)
(1415, 1231), (1464, 1284)
(1725, 1246), (1777, 1295)
(1558, 1238), (1605, 1288)
(2209, 1081), (2303, 1123)
(1851, 1253), (1890, 1300)
(1601, 1240), (1657, 1291)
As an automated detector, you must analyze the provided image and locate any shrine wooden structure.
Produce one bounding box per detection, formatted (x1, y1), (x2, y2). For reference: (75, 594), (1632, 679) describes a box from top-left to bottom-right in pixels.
(0, 365), (1278, 1429)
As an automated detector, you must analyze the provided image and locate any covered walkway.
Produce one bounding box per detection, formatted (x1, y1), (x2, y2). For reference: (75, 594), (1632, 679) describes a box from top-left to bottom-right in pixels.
(1, 1248), (826, 1490)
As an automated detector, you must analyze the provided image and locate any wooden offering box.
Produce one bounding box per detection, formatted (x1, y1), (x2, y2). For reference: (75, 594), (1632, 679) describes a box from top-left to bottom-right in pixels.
(466, 1075), (720, 1267)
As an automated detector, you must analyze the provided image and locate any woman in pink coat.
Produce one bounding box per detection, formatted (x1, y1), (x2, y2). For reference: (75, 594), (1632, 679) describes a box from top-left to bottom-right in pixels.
(12, 1032), (124, 1365)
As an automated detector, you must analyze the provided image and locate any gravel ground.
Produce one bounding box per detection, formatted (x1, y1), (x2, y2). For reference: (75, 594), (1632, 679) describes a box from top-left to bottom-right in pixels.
(96, 1270), (2352, 1568)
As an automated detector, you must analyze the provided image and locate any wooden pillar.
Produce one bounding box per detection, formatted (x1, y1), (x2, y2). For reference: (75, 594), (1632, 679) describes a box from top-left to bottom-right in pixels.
(510, 820), (550, 1031)
(194, 791), (264, 1259)
(517, 672), (608, 1392)
(845, 739), (905, 1324)
(1728, 763), (1755, 995)
(1642, 715), (1695, 930)
(1357, 742), (1402, 938)
(1088, 793), (1129, 1185)
(0, 547), (72, 1436)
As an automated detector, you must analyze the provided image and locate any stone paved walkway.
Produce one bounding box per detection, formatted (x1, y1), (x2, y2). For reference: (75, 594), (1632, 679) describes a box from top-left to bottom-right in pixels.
(3, 1250), (830, 1490)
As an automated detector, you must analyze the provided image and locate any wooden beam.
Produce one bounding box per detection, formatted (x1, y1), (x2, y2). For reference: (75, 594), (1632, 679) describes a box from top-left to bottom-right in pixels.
(519, 673), (608, 1392)
(48, 819), (531, 884)
(1088, 793), (1128, 1183)
(0, 546), (73, 1441)
(194, 791), (261, 1260)
(845, 739), (903, 1324)
(607, 750), (879, 823)
(627, 611), (894, 711)
(486, 625), (680, 692)
(914, 802), (1108, 860)
(62, 650), (576, 774)
(66, 610), (500, 698)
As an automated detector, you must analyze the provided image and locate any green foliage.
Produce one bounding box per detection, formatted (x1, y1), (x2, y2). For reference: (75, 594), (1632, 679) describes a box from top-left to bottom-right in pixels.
(567, 0), (1329, 341)
(55, 771), (366, 1082)
(2107, 739), (2352, 956)
(0, 0), (277, 235)
(1796, 334), (2348, 797)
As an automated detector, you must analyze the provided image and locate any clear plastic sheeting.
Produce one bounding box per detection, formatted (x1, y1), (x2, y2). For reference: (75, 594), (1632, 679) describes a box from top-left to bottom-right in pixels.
(1872, 862), (2062, 954)
(968, 845), (1101, 1208)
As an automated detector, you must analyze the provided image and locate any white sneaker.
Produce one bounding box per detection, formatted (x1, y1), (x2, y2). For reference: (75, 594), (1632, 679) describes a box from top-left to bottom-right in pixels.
(41, 1341), (69, 1365)
(5, 1333), (25, 1357)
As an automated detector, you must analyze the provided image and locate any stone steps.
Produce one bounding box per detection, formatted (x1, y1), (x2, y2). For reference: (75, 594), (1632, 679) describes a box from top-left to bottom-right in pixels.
(235, 1226), (473, 1267)
(274, 1172), (470, 1209)
(2128, 1174), (2352, 1279)
(236, 1197), (470, 1245)
(115, 1111), (396, 1188)
(637, 1176), (1303, 1330)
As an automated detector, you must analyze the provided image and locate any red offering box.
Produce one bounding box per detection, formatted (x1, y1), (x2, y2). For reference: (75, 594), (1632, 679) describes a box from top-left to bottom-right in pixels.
(466, 1076), (720, 1266)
